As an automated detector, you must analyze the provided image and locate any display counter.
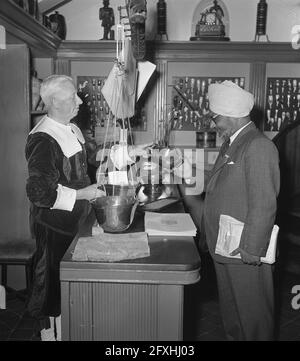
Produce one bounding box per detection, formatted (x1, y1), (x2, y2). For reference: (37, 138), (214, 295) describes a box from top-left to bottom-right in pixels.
(60, 201), (201, 341)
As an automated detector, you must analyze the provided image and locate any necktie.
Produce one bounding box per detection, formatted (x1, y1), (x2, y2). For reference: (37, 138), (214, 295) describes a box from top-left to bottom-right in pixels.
(220, 138), (230, 157)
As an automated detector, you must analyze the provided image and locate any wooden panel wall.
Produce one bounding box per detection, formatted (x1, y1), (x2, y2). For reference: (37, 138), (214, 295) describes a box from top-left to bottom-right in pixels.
(0, 44), (31, 241)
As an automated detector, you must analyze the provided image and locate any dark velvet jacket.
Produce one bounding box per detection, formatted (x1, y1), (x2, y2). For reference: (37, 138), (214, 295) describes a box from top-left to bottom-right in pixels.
(25, 132), (91, 236)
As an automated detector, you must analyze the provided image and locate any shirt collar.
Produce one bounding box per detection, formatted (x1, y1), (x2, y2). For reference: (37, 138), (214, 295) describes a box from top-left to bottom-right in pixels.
(229, 121), (252, 145)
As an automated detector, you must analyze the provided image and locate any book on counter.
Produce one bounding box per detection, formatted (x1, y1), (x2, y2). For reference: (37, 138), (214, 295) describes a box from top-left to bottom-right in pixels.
(144, 212), (197, 237)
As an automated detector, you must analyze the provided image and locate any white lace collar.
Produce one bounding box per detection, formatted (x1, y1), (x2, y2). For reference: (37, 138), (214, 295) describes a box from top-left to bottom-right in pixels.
(30, 116), (85, 158)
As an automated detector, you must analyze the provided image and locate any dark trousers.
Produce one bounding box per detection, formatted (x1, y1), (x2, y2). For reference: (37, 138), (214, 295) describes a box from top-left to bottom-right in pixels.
(214, 261), (275, 341)
(27, 223), (73, 329)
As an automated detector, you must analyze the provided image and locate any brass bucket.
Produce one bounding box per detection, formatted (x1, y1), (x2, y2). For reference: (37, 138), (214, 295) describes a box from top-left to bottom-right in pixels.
(91, 185), (138, 233)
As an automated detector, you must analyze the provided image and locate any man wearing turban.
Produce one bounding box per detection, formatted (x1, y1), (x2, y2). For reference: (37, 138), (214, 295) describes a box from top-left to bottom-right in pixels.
(203, 81), (280, 340)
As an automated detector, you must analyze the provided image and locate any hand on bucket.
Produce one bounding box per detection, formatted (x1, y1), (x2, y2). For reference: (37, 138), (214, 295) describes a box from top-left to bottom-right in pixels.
(76, 184), (106, 202)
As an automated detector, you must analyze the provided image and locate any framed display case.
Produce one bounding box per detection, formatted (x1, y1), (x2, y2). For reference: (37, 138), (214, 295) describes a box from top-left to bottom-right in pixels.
(76, 75), (148, 145)
(265, 77), (300, 132)
(164, 61), (250, 147)
(170, 76), (245, 131)
(55, 41), (300, 147)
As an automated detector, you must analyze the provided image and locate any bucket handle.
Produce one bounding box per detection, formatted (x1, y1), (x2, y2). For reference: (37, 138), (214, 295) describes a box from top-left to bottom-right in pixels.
(121, 199), (139, 231)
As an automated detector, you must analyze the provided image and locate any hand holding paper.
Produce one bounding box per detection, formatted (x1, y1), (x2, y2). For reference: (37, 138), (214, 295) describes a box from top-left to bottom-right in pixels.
(215, 214), (279, 264)
(230, 247), (261, 266)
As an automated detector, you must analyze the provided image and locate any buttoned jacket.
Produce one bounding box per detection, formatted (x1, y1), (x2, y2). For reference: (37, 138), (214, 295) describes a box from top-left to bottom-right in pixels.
(204, 122), (280, 264)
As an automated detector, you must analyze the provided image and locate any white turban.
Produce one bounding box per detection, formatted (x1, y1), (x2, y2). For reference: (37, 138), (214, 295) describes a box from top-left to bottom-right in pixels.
(208, 80), (254, 118)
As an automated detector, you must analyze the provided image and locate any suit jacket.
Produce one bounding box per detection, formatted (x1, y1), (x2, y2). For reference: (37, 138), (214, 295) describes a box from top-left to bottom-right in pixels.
(273, 120), (300, 227)
(203, 122), (280, 264)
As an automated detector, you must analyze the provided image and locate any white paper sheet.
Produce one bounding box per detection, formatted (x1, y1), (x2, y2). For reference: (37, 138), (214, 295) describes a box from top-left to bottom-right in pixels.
(215, 214), (279, 264)
(0, 285), (6, 309)
(137, 61), (156, 100)
(110, 144), (134, 170)
(145, 212), (197, 237)
(108, 170), (129, 185)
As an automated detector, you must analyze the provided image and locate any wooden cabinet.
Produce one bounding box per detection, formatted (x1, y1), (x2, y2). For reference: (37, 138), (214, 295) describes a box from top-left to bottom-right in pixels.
(0, 52), (47, 240)
(0, 1), (61, 242)
(60, 210), (200, 341)
(56, 40), (300, 147)
(0, 0), (61, 57)
(0, 1), (60, 288)
(0, 44), (31, 241)
(149, 41), (300, 144)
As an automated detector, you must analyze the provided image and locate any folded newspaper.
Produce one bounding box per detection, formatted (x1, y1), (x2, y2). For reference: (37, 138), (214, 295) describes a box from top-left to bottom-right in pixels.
(72, 232), (150, 262)
(215, 214), (279, 264)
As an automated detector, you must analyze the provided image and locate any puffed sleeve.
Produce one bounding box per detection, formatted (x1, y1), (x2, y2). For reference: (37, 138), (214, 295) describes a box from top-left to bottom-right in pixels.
(25, 134), (62, 208)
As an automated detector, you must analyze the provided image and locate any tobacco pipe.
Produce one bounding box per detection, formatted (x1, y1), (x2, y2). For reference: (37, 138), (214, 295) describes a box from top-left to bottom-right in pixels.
(172, 85), (201, 119)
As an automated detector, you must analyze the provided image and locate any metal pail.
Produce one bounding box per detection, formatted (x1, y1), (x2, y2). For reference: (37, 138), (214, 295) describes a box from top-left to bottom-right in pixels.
(91, 195), (137, 233)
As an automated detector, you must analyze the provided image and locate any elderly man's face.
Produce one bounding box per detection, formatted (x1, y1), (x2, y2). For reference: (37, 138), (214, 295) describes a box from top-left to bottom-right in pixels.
(212, 114), (236, 142)
(54, 80), (82, 122)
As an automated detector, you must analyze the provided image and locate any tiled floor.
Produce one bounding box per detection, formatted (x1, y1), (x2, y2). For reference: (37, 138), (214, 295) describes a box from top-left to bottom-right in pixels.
(0, 252), (300, 341)
(0, 291), (40, 341)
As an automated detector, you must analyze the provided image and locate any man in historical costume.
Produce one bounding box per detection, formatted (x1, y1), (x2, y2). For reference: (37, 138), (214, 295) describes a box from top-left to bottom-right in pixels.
(25, 75), (105, 341)
(203, 81), (280, 340)
(99, 0), (115, 40)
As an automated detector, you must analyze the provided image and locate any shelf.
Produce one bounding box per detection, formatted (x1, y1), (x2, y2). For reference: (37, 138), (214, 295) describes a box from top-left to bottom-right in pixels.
(31, 111), (47, 115)
(57, 40), (117, 60)
(149, 41), (300, 63)
(56, 40), (300, 63)
(0, 0), (61, 57)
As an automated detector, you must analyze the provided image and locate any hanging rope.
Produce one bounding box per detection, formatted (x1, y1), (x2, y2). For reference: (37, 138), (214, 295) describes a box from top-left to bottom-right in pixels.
(94, 21), (139, 198)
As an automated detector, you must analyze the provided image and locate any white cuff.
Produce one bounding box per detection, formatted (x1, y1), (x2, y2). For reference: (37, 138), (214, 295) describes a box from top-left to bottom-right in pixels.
(51, 184), (76, 212)
(0, 285), (6, 309)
